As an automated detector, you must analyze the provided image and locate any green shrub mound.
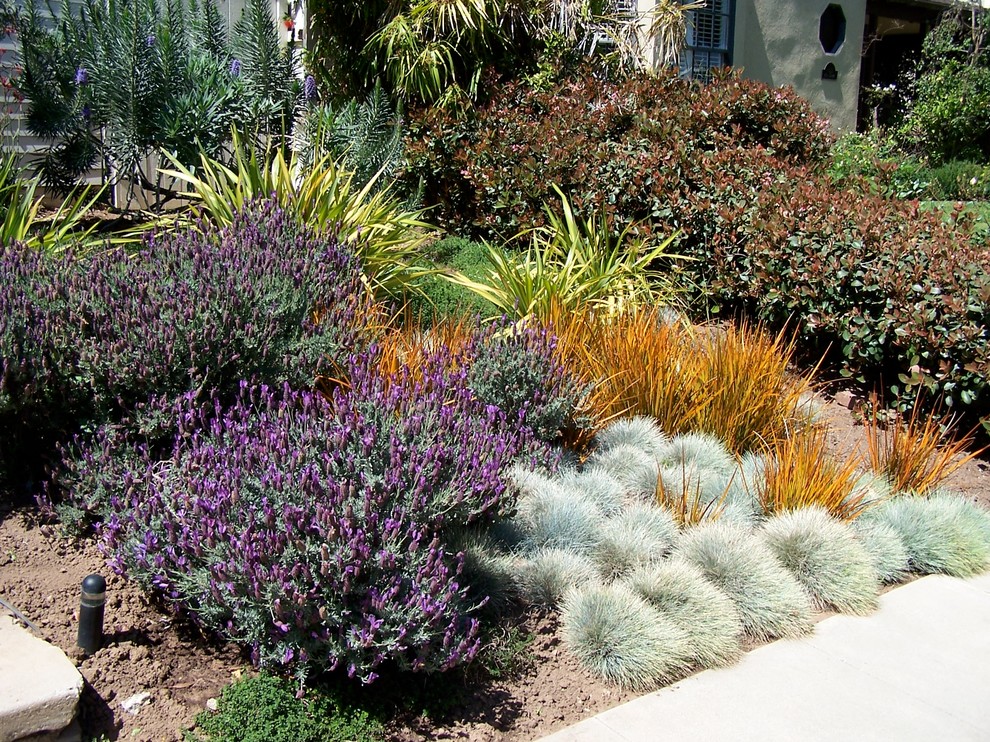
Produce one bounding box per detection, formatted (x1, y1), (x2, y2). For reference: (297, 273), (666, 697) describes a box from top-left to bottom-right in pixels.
(561, 582), (692, 690)
(760, 507), (879, 615)
(593, 416), (670, 461)
(852, 520), (911, 585)
(862, 494), (990, 578)
(584, 444), (659, 499)
(513, 487), (604, 554)
(593, 504), (678, 579)
(558, 467), (627, 516)
(517, 549), (600, 608)
(675, 521), (814, 641)
(625, 560), (743, 669)
(191, 673), (382, 742)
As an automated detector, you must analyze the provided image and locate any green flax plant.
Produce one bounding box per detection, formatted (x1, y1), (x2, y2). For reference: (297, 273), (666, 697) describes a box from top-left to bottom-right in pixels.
(444, 186), (682, 321)
(162, 130), (437, 300)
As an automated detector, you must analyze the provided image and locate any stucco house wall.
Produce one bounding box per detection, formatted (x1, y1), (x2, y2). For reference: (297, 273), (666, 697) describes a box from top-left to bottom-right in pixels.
(731, 0), (868, 131)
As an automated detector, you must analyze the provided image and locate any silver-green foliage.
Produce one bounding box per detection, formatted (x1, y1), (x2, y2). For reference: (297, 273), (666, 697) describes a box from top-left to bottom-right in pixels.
(516, 548), (599, 608)
(561, 582), (692, 690)
(675, 521), (814, 641)
(594, 504), (678, 579)
(862, 494), (990, 578)
(451, 529), (519, 615)
(852, 520), (910, 584)
(513, 489), (603, 554)
(585, 443), (659, 498)
(625, 560), (743, 669)
(558, 467), (626, 516)
(657, 432), (737, 477)
(761, 507), (879, 615)
(594, 415), (669, 460)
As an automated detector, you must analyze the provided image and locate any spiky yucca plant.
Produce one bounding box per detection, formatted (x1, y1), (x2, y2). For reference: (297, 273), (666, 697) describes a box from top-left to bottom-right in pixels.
(864, 403), (985, 495)
(561, 582), (692, 690)
(594, 503), (678, 579)
(625, 559), (743, 669)
(761, 507), (879, 615)
(758, 429), (867, 521)
(675, 521), (814, 641)
(862, 494), (990, 578)
(852, 520), (910, 585)
(516, 548), (600, 608)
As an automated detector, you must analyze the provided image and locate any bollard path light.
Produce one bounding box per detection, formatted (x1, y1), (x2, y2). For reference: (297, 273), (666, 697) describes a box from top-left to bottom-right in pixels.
(77, 573), (106, 655)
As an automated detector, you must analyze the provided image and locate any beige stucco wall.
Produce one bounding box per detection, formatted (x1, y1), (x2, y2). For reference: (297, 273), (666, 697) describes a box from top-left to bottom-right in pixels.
(731, 0), (867, 131)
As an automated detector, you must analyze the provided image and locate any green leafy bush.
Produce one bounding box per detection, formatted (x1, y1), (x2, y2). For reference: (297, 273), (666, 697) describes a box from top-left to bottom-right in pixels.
(907, 61), (990, 165)
(926, 159), (990, 200)
(190, 673), (382, 742)
(409, 237), (495, 324)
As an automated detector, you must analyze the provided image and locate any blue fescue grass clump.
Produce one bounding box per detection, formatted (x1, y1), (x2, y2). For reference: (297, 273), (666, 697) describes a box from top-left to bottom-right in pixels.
(625, 560), (743, 669)
(584, 444), (659, 498)
(557, 467), (626, 516)
(97, 345), (541, 684)
(561, 582), (692, 690)
(513, 487), (604, 554)
(760, 507), (879, 615)
(861, 493), (990, 578)
(657, 432), (737, 478)
(516, 548), (600, 607)
(675, 521), (814, 641)
(852, 520), (910, 584)
(594, 504), (678, 579)
(593, 416), (670, 460)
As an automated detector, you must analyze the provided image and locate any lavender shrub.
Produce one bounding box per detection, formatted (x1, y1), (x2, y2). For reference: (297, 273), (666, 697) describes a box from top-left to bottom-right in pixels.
(99, 348), (541, 683)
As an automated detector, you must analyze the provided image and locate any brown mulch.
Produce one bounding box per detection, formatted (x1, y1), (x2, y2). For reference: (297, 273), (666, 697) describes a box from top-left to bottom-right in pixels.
(1, 396), (988, 741)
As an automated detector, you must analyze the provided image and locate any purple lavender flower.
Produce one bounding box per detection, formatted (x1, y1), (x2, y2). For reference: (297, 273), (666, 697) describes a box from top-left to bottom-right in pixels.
(81, 105), (90, 121)
(229, 59), (241, 77)
(146, 35), (155, 47)
(304, 74), (317, 101)
(74, 67), (88, 85)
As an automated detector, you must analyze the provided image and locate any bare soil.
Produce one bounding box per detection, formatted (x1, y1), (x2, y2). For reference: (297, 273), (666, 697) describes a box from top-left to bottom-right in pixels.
(1, 395), (988, 742)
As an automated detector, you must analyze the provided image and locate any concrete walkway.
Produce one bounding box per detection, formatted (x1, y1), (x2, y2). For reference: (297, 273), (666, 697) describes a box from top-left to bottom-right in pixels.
(540, 573), (990, 742)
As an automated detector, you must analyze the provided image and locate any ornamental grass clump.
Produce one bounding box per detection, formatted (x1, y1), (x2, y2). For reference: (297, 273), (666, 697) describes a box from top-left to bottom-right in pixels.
(557, 467), (626, 516)
(516, 549), (600, 608)
(864, 403), (985, 495)
(861, 494), (990, 578)
(760, 507), (879, 615)
(98, 345), (538, 683)
(593, 504), (678, 579)
(852, 520), (910, 584)
(593, 416), (670, 461)
(675, 521), (814, 641)
(758, 429), (867, 521)
(584, 444), (659, 498)
(625, 560), (743, 669)
(513, 488), (604, 555)
(561, 582), (692, 690)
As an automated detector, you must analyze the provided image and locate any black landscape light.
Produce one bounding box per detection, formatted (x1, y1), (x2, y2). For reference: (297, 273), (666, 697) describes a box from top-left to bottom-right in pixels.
(77, 573), (106, 655)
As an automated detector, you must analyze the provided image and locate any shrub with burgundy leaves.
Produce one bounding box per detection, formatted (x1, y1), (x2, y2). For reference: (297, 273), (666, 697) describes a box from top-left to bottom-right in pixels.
(96, 347), (543, 683)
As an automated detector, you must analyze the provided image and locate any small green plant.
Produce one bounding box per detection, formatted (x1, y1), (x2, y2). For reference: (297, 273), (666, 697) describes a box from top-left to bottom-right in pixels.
(760, 507), (879, 615)
(562, 581), (692, 690)
(675, 521), (814, 641)
(472, 625), (535, 681)
(625, 559), (743, 669)
(189, 673), (383, 742)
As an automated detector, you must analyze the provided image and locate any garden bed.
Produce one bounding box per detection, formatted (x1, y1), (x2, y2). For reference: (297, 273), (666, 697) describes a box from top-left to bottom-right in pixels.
(1, 396), (986, 742)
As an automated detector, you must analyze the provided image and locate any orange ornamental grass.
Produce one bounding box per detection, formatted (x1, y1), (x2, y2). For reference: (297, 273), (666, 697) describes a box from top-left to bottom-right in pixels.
(864, 400), (986, 495)
(544, 304), (812, 454)
(758, 428), (868, 521)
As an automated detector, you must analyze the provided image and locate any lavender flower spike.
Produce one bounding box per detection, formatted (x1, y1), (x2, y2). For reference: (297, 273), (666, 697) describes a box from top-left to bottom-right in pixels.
(230, 59), (242, 77)
(74, 67), (88, 85)
(304, 75), (317, 101)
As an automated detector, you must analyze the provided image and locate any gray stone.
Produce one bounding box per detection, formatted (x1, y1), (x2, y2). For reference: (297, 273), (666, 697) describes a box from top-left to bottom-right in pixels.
(0, 616), (83, 742)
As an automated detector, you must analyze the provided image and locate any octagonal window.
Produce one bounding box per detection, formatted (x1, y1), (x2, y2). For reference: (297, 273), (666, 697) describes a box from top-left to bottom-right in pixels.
(820, 4), (846, 54)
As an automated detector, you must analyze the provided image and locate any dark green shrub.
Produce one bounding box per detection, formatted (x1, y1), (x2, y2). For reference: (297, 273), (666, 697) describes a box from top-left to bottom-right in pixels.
(189, 673), (382, 742)
(926, 160), (990, 200)
(403, 68), (833, 241)
(410, 236), (495, 324)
